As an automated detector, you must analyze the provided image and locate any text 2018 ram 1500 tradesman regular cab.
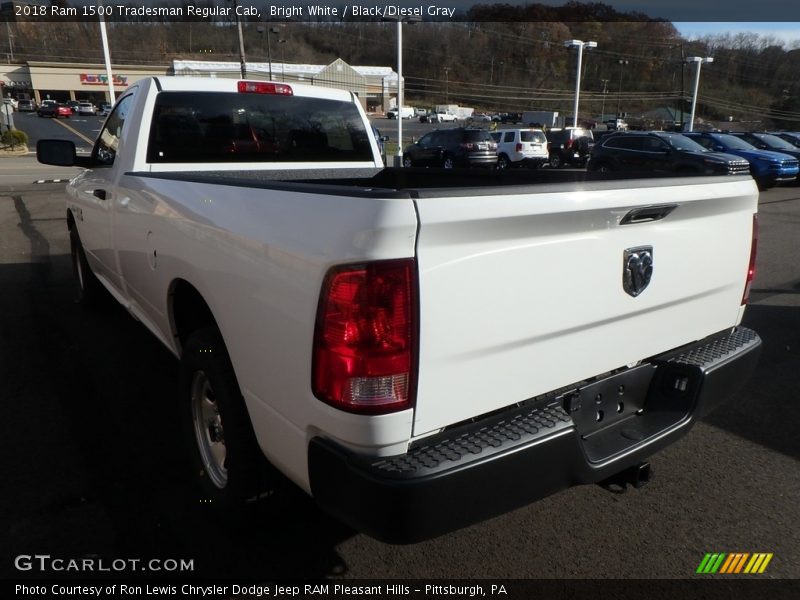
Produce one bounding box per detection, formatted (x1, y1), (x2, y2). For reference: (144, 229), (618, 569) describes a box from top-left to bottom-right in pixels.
(38, 77), (761, 543)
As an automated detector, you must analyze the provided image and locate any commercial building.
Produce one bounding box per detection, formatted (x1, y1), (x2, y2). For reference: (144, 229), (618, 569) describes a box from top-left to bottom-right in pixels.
(1, 59), (399, 112)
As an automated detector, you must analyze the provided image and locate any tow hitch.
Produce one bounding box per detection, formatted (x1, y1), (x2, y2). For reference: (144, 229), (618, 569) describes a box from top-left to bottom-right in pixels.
(599, 461), (651, 492)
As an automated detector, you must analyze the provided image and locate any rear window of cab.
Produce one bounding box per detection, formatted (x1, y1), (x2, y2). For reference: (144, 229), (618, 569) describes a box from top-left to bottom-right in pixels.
(147, 92), (373, 163)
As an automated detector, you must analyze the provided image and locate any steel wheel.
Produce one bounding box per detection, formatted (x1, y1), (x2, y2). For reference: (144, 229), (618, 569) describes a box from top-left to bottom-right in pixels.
(191, 370), (227, 490)
(181, 327), (274, 508)
(497, 155), (510, 170)
(71, 234), (86, 293)
(442, 156), (455, 169)
(69, 225), (106, 308)
(549, 153), (562, 169)
(403, 156), (413, 168)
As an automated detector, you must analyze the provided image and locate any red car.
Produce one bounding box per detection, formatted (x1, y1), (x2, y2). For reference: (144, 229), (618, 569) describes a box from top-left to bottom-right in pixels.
(37, 102), (71, 118)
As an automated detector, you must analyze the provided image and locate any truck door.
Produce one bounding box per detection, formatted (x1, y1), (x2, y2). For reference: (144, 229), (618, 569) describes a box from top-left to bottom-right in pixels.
(71, 93), (136, 291)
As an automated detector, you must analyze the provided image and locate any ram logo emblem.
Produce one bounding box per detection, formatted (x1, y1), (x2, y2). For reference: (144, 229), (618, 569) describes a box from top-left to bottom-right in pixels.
(623, 246), (653, 297)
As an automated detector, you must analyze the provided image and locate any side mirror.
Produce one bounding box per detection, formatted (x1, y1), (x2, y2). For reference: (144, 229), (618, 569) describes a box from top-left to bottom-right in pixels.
(37, 139), (77, 166)
(37, 139), (94, 168)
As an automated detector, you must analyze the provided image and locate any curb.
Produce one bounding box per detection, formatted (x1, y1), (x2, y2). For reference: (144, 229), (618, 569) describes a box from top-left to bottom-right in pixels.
(0, 145), (31, 157)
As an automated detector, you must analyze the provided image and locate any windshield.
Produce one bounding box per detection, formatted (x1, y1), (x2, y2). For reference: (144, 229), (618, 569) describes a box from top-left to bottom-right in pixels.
(753, 133), (798, 150)
(714, 134), (755, 150)
(661, 134), (708, 152)
(463, 130), (492, 142)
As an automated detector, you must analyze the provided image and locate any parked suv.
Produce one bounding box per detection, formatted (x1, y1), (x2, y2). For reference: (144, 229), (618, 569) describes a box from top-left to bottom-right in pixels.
(770, 132), (800, 148)
(684, 132), (798, 189)
(17, 99), (36, 112)
(403, 128), (498, 169)
(546, 127), (594, 168)
(494, 128), (548, 169)
(729, 132), (800, 166)
(588, 131), (750, 176)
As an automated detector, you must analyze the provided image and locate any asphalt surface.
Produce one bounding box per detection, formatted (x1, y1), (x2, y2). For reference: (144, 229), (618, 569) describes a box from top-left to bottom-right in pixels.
(1, 154), (798, 588)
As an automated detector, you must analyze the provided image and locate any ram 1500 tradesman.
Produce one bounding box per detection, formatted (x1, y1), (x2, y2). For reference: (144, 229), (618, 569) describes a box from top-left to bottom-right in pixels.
(38, 77), (761, 543)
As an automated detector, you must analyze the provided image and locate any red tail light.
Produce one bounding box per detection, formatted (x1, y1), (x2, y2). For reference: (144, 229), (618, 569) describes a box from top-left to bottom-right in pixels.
(516, 143), (523, 152)
(460, 142), (475, 151)
(312, 259), (417, 414)
(565, 138), (574, 149)
(237, 81), (293, 95)
(742, 214), (758, 305)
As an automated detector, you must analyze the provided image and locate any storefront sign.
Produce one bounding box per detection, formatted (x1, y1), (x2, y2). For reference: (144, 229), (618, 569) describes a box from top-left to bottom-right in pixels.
(79, 74), (128, 86)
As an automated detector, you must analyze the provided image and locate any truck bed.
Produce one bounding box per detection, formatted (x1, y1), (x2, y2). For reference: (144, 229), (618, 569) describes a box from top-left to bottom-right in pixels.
(134, 166), (749, 196)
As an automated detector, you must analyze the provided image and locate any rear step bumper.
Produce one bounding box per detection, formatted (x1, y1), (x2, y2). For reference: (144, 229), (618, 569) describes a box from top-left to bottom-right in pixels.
(308, 327), (761, 544)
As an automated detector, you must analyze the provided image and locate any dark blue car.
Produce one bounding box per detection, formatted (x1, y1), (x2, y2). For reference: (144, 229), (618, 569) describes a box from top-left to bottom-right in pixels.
(685, 132), (799, 189)
(730, 132), (800, 184)
(771, 131), (800, 148)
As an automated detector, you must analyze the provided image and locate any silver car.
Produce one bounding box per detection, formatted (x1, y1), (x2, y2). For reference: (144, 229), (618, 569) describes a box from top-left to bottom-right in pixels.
(77, 102), (96, 116)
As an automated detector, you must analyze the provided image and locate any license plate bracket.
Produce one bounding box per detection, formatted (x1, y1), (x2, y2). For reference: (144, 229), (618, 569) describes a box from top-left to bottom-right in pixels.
(565, 364), (656, 437)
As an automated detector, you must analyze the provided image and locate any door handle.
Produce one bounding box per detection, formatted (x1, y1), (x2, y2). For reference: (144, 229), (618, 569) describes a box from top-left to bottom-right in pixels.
(93, 189), (107, 201)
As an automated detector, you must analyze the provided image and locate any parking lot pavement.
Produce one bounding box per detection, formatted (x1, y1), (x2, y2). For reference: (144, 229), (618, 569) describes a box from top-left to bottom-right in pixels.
(1, 180), (798, 585)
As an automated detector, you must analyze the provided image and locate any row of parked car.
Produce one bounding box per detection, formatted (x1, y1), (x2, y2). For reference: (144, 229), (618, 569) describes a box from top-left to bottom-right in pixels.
(588, 130), (800, 189)
(401, 126), (595, 170)
(34, 99), (112, 118)
(400, 125), (800, 189)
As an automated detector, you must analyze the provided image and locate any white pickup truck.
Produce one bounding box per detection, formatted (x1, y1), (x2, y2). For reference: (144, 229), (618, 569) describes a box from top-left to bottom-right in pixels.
(38, 76), (761, 543)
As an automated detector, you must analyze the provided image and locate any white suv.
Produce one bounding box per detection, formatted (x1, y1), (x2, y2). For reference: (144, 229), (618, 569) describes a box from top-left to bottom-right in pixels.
(493, 128), (548, 169)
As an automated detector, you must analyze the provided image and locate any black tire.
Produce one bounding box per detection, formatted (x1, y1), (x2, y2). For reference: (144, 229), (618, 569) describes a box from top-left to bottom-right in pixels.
(756, 178), (774, 191)
(441, 155), (455, 169)
(588, 160), (613, 173)
(402, 155), (413, 168)
(497, 154), (510, 170)
(181, 327), (268, 508)
(549, 153), (563, 169)
(70, 226), (108, 308)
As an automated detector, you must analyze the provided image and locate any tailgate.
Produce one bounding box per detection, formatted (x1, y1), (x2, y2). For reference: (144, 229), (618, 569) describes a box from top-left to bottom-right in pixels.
(411, 176), (758, 436)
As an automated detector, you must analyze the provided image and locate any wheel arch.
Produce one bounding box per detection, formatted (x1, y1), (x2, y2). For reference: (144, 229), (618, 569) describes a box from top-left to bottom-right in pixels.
(169, 279), (221, 356)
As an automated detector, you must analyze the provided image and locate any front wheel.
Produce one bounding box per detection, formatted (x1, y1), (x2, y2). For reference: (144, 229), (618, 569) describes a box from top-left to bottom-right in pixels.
(756, 178), (774, 191)
(70, 226), (107, 308)
(590, 161), (613, 173)
(402, 156), (413, 168)
(181, 328), (268, 508)
(549, 153), (563, 169)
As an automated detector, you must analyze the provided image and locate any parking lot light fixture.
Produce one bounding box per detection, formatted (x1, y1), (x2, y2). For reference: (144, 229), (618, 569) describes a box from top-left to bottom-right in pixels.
(615, 59), (629, 118)
(384, 15), (421, 167)
(686, 56), (713, 132)
(564, 40), (597, 128)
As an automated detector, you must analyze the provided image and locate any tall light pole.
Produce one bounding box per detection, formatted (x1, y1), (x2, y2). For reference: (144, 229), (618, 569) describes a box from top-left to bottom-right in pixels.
(258, 25), (283, 80)
(228, 0), (246, 78)
(564, 39), (597, 128)
(98, 8), (116, 104)
(686, 56), (713, 132)
(278, 39), (286, 82)
(600, 78), (609, 123)
(384, 16), (420, 167)
(615, 59), (629, 118)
